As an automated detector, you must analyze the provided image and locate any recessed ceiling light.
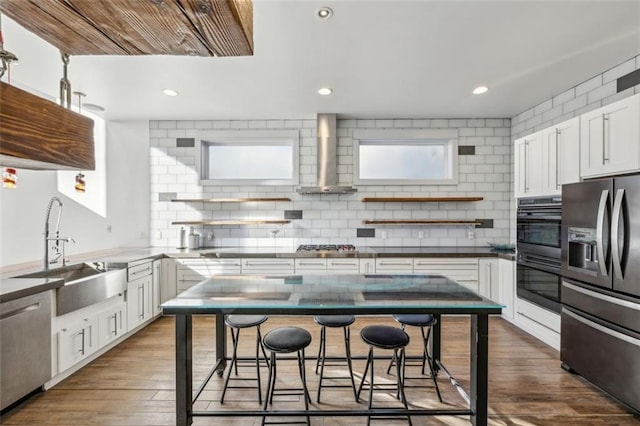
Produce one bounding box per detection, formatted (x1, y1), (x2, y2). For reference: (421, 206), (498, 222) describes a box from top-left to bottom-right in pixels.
(472, 86), (489, 95)
(163, 89), (179, 97)
(316, 7), (333, 19)
(318, 87), (333, 96)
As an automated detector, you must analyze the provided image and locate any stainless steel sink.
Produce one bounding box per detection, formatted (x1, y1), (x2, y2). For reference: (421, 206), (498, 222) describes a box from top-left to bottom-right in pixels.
(18, 263), (127, 315)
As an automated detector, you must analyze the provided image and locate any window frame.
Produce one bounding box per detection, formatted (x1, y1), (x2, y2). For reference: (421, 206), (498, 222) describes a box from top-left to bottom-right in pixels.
(197, 130), (299, 185)
(353, 129), (458, 185)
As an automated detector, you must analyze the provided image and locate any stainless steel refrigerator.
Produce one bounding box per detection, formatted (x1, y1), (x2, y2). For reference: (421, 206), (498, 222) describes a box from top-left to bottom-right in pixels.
(561, 176), (640, 414)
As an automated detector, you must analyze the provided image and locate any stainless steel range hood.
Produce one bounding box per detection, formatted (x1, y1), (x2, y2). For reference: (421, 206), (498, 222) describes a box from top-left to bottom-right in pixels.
(296, 113), (357, 194)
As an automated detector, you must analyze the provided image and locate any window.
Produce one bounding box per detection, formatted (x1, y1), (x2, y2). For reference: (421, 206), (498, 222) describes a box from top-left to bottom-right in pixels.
(353, 129), (458, 184)
(199, 131), (299, 185)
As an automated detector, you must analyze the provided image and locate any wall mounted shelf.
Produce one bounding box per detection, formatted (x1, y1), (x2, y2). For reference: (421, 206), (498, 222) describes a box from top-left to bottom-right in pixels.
(171, 198), (291, 203)
(363, 220), (483, 226)
(172, 220), (291, 226)
(361, 197), (483, 202)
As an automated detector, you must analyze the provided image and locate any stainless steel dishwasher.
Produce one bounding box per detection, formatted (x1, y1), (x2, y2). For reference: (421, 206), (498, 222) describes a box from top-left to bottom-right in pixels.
(1, 291), (52, 410)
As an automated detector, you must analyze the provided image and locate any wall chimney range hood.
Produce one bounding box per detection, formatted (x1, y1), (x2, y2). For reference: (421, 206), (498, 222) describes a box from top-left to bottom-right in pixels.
(297, 113), (357, 194)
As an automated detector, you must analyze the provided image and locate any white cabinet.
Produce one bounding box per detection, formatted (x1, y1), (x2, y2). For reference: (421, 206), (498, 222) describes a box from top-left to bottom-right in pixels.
(57, 315), (99, 373)
(541, 117), (580, 194)
(327, 258), (361, 274)
(359, 259), (375, 274)
(478, 258), (499, 300)
(295, 258), (327, 274)
(241, 258), (294, 274)
(176, 258), (241, 292)
(375, 258), (413, 273)
(514, 132), (544, 198)
(581, 93), (640, 178)
(498, 258), (515, 320)
(152, 259), (162, 316)
(127, 261), (153, 331)
(413, 258), (479, 292)
(97, 301), (126, 347)
(160, 258), (177, 303)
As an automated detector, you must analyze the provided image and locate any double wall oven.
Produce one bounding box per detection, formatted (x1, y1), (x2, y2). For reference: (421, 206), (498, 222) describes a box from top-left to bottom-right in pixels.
(516, 196), (562, 313)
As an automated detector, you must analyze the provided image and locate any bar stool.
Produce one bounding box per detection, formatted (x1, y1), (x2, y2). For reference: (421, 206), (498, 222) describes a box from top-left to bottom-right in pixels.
(314, 315), (358, 402)
(262, 326), (313, 426)
(220, 315), (269, 404)
(357, 325), (412, 426)
(386, 314), (442, 402)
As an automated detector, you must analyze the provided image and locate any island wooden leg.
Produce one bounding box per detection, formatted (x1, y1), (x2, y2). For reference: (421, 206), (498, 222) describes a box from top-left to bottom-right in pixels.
(470, 313), (489, 426)
(175, 313), (193, 426)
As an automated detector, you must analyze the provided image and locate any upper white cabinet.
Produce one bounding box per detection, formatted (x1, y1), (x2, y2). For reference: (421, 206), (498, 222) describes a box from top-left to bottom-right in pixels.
(514, 132), (543, 198)
(542, 117), (580, 193)
(580, 93), (640, 178)
(515, 117), (580, 198)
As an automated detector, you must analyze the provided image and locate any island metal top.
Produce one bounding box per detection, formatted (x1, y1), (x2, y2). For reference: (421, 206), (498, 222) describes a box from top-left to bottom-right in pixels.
(161, 274), (503, 315)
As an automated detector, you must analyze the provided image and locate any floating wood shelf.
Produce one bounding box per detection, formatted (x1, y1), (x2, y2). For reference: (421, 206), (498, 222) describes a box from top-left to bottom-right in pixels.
(172, 220), (291, 226)
(171, 198), (291, 203)
(363, 220), (483, 225)
(362, 197), (484, 202)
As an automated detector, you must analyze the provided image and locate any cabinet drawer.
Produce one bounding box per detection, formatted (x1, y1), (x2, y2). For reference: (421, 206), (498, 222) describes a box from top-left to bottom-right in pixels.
(376, 258), (413, 272)
(128, 261), (153, 281)
(295, 259), (327, 271)
(327, 259), (360, 271)
(242, 258), (295, 273)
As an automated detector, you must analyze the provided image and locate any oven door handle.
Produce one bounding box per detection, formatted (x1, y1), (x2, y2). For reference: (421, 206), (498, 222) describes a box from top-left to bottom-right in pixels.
(596, 190), (609, 277)
(516, 215), (561, 221)
(517, 258), (561, 275)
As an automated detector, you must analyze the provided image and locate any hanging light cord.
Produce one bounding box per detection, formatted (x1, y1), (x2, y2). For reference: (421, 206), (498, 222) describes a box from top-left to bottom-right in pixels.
(59, 52), (72, 108)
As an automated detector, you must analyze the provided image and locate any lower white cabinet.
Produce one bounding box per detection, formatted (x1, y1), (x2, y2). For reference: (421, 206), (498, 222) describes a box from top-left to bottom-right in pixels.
(478, 258), (499, 300)
(328, 258), (361, 274)
(152, 259), (162, 316)
(127, 274), (153, 331)
(498, 258), (515, 320)
(160, 258), (177, 303)
(414, 258), (479, 292)
(376, 258), (414, 273)
(98, 301), (126, 347)
(176, 258), (242, 292)
(241, 258), (295, 274)
(295, 258), (327, 275)
(57, 315), (99, 373)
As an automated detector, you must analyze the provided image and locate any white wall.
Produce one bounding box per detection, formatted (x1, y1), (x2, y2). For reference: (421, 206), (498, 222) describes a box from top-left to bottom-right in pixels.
(0, 18), (149, 268)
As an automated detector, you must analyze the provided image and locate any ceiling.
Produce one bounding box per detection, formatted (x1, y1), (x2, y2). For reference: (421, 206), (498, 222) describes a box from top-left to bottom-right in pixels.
(4, 1), (640, 121)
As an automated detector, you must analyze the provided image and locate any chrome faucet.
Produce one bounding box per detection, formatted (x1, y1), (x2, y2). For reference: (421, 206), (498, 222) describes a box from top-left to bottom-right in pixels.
(44, 197), (75, 269)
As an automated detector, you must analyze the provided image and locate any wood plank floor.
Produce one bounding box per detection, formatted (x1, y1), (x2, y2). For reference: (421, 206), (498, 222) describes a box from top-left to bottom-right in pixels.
(1, 315), (638, 425)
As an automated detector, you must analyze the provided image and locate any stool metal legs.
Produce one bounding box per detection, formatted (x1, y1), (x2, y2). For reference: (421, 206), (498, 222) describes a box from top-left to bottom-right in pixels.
(262, 348), (311, 426)
(357, 346), (412, 426)
(315, 324), (358, 402)
(387, 324), (443, 403)
(220, 324), (269, 404)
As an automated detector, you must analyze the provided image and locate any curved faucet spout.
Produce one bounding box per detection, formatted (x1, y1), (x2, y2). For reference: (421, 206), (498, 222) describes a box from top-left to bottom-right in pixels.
(44, 197), (64, 269)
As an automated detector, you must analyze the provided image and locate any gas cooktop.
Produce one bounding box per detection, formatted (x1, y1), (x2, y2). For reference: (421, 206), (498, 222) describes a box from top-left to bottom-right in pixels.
(296, 244), (357, 252)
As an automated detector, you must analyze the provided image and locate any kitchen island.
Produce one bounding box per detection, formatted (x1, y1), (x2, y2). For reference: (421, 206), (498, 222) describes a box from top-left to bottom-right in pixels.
(162, 274), (503, 426)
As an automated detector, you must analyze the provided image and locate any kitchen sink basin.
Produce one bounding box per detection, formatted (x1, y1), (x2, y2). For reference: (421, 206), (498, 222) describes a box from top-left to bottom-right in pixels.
(17, 262), (127, 315)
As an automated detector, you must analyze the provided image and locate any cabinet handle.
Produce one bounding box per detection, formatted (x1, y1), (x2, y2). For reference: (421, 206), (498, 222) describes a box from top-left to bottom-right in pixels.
(112, 313), (118, 336)
(524, 141), (529, 192)
(329, 261), (357, 266)
(555, 128), (561, 189)
(379, 261), (411, 266)
(602, 113), (609, 164)
(139, 285), (144, 319)
(244, 261), (291, 266)
(78, 328), (86, 355)
(298, 261), (324, 266)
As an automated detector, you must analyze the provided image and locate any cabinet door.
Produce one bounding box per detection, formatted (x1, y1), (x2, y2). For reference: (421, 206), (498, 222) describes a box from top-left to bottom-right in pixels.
(160, 258), (177, 303)
(542, 117), (580, 194)
(58, 315), (99, 373)
(127, 275), (152, 331)
(478, 259), (499, 300)
(98, 302), (126, 347)
(514, 132), (543, 197)
(152, 259), (161, 316)
(498, 259), (515, 319)
(326, 258), (360, 274)
(376, 258), (413, 273)
(581, 94), (640, 178)
(359, 259), (375, 274)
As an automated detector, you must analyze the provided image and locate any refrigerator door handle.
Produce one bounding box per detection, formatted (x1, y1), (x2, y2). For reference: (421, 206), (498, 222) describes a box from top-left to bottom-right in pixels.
(596, 189), (609, 277)
(611, 188), (625, 279)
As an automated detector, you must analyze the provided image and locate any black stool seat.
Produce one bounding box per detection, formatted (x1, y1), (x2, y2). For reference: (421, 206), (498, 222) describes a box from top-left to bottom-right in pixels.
(392, 314), (436, 327)
(361, 325), (410, 349)
(225, 314), (268, 329)
(314, 315), (355, 327)
(263, 327), (312, 353)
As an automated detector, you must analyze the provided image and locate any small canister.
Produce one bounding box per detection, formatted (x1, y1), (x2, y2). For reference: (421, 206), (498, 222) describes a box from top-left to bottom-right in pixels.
(188, 233), (200, 249)
(178, 227), (187, 249)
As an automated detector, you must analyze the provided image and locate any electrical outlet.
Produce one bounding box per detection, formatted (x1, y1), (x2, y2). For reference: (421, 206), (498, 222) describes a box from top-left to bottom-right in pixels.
(106, 225), (112, 233)
(418, 231), (425, 239)
(157, 231), (163, 240)
(467, 229), (475, 240)
(381, 231), (388, 239)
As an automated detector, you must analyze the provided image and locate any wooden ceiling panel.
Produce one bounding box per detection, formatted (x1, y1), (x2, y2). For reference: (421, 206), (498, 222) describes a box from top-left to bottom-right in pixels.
(0, 0), (253, 57)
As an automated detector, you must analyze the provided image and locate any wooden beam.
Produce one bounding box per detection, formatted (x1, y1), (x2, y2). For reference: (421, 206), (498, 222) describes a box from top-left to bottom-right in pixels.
(0, 82), (95, 170)
(0, 0), (253, 56)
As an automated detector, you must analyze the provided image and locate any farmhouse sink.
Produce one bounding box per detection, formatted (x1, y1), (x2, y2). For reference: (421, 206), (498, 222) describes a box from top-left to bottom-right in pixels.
(18, 263), (127, 315)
